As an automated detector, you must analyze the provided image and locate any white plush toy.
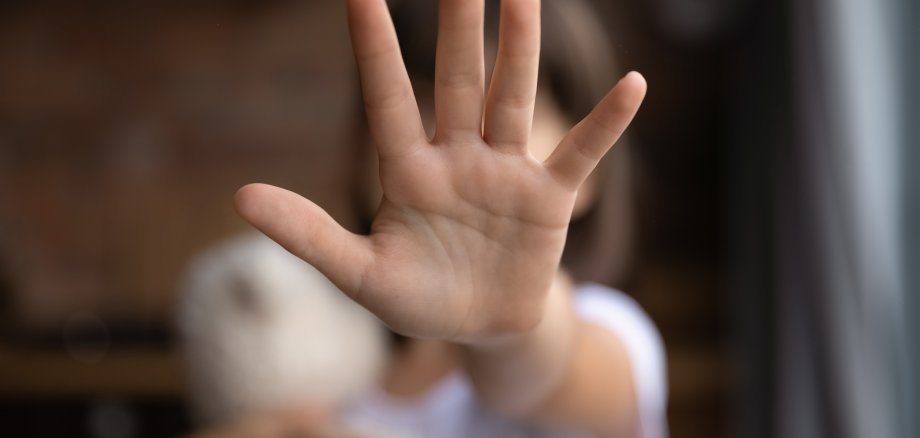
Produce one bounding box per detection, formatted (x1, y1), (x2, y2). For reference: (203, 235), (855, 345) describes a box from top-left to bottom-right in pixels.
(176, 232), (388, 427)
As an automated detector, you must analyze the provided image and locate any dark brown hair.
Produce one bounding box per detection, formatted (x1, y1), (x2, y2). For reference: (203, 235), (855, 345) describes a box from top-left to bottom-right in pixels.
(351, 0), (635, 288)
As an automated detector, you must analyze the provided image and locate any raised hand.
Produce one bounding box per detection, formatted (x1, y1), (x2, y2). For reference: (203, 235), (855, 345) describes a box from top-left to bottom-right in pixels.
(234, 0), (646, 342)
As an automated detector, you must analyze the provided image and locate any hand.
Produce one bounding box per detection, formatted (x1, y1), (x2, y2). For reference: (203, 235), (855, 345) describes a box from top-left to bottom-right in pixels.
(234, 0), (646, 342)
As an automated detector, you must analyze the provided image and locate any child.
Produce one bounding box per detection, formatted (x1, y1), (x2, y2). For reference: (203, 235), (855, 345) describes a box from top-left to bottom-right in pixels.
(219, 0), (666, 436)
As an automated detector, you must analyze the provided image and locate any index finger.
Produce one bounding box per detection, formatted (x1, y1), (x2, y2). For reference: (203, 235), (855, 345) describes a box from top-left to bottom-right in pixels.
(348, 0), (427, 158)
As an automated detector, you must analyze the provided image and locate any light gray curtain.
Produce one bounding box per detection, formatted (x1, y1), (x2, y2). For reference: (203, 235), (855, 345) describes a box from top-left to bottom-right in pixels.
(774, 0), (917, 436)
(905, 0), (920, 435)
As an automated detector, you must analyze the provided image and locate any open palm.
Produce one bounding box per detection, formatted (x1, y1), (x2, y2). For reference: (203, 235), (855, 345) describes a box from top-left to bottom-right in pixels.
(234, 0), (646, 341)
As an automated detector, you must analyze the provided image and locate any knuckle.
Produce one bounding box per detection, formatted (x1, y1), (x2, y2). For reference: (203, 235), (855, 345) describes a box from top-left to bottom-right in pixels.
(587, 112), (625, 140)
(364, 87), (412, 111)
(490, 92), (533, 111)
(437, 70), (483, 91)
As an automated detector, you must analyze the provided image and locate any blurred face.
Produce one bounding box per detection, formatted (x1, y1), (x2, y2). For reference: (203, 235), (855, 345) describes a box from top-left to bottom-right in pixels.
(361, 87), (599, 219)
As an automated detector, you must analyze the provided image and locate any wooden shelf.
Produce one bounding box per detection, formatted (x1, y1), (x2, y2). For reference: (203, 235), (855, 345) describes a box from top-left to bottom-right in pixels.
(0, 344), (183, 397)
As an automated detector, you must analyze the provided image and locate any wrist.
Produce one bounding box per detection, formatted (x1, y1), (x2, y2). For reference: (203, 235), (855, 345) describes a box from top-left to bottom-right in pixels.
(461, 270), (575, 350)
(458, 270), (579, 416)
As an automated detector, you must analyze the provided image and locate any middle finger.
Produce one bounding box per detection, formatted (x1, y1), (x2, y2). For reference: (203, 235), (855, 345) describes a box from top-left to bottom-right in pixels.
(434, 0), (487, 141)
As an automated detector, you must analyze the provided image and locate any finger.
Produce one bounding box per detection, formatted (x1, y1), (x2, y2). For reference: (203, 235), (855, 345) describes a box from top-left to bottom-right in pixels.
(544, 72), (647, 189)
(434, 0), (486, 140)
(347, 0), (426, 158)
(483, 0), (540, 152)
(234, 183), (375, 299)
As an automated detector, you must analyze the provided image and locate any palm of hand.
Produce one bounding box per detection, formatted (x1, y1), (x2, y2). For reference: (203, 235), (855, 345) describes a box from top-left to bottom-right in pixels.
(364, 142), (573, 339)
(234, 0), (646, 341)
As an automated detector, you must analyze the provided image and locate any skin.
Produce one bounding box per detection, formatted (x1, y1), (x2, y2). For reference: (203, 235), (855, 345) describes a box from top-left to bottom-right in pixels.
(234, 0), (647, 435)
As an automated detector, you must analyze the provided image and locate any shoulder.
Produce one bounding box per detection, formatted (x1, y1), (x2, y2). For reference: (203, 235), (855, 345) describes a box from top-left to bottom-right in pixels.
(572, 283), (661, 345)
(572, 283), (669, 438)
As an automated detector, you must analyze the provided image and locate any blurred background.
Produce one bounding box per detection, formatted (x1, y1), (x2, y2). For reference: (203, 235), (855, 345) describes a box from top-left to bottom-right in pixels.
(0, 0), (916, 437)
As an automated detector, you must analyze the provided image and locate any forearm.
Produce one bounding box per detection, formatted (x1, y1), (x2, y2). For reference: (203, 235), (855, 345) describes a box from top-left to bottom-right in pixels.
(534, 321), (639, 436)
(459, 272), (638, 436)
(459, 271), (578, 416)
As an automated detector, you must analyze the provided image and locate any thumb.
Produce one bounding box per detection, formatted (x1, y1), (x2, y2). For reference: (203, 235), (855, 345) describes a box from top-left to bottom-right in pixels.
(234, 183), (373, 299)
